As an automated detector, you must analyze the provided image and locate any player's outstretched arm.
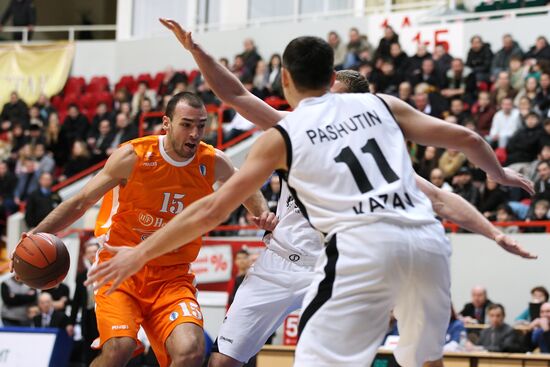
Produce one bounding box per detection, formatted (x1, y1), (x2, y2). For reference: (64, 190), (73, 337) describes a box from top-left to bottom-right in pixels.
(31, 145), (136, 235)
(378, 94), (534, 195)
(159, 18), (285, 130)
(213, 149), (275, 229)
(86, 129), (287, 293)
(416, 175), (537, 259)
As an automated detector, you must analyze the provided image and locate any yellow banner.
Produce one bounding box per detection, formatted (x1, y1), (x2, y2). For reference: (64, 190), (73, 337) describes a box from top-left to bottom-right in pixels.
(0, 42), (75, 107)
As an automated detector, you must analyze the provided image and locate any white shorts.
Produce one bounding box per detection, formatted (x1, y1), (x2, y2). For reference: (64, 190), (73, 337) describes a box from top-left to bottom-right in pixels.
(215, 248), (316, 363)
(295, 221), (452, 367)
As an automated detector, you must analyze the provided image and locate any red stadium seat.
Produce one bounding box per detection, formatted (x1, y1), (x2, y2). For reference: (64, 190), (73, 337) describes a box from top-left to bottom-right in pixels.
(187, 70), (199, 83)
(137, 73), (153, 87)
(60, 93), (80, 112)
(116, 75), (137, 93)
(63, 76), (85, 95)
(264, 96), (289, 110)
(151, 72), (165, 90)
(87, 76), (110, 93)
(51, 95), (63, 111)
(80, 93), (98, 111)
(96, 91), (114, 110)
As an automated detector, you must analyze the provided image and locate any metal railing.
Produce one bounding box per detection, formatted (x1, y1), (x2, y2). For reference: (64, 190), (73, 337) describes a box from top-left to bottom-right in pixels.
(0, 24), (116, 43)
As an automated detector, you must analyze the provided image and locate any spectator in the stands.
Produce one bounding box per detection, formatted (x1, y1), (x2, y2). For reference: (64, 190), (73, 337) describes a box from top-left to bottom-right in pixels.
(524, 199), (550, 232)
(398, 81), (414, 105)
(532, 159), (550, 204)
(157, 66), (187, 97)
(410, 58), (443, 90)
(491, 34), (523, 80)
(36, 94), (55, 122)
(241, 38), (262, 78)
(488, 97), (522, 148)
(534, 72), (550, 117)
(1, 276), (37, 326)
(345, 27), (372, 69)
(524, 36), (550, 63)
(88, 102), (113, 143)
(24, 171), (60, 228)
(496, 204), (520, 233)
(1, 91), (29, 127)
(61, 140), (91, 180)
(108, 112), (138, 155)
(372, 59), (401, 95)
(133, 97), (159, 132)
(117, 101), (132, 119)
(222, 112), (254, 143)
(433, 44), (453, 78)
(266, 53), (283, 97)
(0, 160), (17, 213)
(389, 42), (410, 77)
(517, 286), (549, 322)
(542, 119), (550, 148)
(113, 87), (131, 112)
(32, 292), (70, 331)
(412, 85), (445, 118)
(415, 145), (440, 179)
(10, 122), (27, 152)
(439, 149), (466, 179)
(374, 25), (398, 61)
(231, 54), (246, 80)
(131, 80), (157, 118)
(408, 44), (432, 76)
(34, 143), (55, 175)
(478, 177), (508, 220)
(466, 35), (493, 83)
(518, 96), (534, 122)
(327, 31), (346, 69)
(477, 304), (525, 352)
(472, 91), (497, 137)
(45, 112), (64, 168)
(227, 248), (250, 307)
(429, 167), (453, 192)
(448, 98), (470, 125)
(252, 60), (269, 98)
(452, 166), (480, 207)
(0, 0), (36, 41)
(89, 119), (115, 164)
(460, 286), (493, 324)
(42, 283), (70, 313)
(491, 71), (518, 106)
(263, 174), (281, 213)
(506, 112), (543, 171)
(29, 104), (44, 126)
(442, 58), (477, 104)
(27, 121), (45, 148)
(60, 104), (89, 151)
(515, 76), (539, 106)
(14, 157), (39, 204)
(444, 306), (466, 351)
(528, 302), (550, 353)
(509, 56), (529, 92)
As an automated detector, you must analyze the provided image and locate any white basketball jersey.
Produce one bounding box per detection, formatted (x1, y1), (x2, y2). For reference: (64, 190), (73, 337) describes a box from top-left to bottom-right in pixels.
(264, 180), (324, 261)
(275, 93), (437, 238)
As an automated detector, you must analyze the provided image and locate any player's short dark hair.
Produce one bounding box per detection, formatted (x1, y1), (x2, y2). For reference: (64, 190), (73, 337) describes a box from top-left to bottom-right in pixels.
(335, 70), (370, 93)
(165, 92), (204, 120)
(282, 36), (334, 91)
(488, 303), (505, 316)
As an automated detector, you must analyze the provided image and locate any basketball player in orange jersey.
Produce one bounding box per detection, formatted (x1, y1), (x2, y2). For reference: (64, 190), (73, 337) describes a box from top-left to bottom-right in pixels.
(11, 92), (274, 367)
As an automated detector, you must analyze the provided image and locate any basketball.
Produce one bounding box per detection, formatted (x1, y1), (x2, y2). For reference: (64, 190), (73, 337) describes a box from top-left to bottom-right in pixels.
(12, 233), (70, 290)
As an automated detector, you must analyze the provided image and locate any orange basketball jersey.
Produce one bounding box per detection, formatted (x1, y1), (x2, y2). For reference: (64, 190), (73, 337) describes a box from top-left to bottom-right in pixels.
(95, 135), (216, 266)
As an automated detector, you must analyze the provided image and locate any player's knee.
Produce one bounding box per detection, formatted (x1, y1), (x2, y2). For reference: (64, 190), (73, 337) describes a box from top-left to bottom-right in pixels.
(170, 334), (204, 367)
(100, 338), (136, 366)
(208, 352), (243, 367)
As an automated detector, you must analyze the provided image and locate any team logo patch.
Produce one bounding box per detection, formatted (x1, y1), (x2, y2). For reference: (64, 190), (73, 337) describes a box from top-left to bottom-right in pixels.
(169, 312), (179, 321)
(199, 164), (207, 176)
(289, 254), (301, 262)
(138, 212), (154, 227)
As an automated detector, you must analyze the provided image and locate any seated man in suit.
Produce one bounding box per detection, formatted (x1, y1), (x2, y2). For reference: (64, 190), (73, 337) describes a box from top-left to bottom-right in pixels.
(477, 304), (525, 352)
(32, 292), (70, 331)
(460, 286), (493, 324)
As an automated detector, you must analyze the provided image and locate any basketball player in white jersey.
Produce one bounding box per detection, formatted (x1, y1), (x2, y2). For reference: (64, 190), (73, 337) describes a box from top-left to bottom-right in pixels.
(152, 19), (537, 367)
(88, 36), (535, 367)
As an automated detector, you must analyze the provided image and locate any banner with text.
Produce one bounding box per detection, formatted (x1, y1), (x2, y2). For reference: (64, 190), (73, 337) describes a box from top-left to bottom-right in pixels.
(0, 42), (75, 107)
(191, 244), (233, 284)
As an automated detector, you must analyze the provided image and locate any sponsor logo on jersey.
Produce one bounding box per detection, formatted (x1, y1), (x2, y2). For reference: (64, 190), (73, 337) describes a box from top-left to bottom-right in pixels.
(169, 311), (179, 322)
(199, 164), (207, 176)
(112, 325), (129, 330)
(289, 254), (301, 262)
(138, 212), (154, 227)
(219, 336), (233, 344)
(142, 161), (158, 167)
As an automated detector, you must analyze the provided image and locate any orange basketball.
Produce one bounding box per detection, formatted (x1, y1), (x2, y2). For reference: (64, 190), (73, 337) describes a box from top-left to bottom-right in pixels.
(12, 233), (70, 290)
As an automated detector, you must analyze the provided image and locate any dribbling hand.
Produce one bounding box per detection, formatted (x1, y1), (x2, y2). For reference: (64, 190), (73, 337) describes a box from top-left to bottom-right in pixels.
(159, 18), (195, 51)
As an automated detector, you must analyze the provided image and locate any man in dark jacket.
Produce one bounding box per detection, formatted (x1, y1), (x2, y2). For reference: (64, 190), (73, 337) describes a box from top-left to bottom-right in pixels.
(32, 292), (70, 330)
(506, 112), (543, 166)
(0, 0), (36, 40)
(24, 172), (61, 228)
(452, 167), (480, 207)
(59, 104), (89, 166)
(466, 35), (493, 83)
(477, 304), (525, 352)
(0, 160), (18, 213)
(0, 91), (28, 126)
(524, 36), (550, 63)
(491, 34), (523, 80)
(460, 286), (493, 324)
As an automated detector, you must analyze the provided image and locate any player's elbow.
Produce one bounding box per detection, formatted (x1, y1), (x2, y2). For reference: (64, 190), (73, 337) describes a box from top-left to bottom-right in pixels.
(456, 128), (483, 151)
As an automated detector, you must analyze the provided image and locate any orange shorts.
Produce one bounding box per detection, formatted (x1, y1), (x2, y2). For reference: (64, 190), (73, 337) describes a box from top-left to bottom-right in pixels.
(94, 262), (203, 367)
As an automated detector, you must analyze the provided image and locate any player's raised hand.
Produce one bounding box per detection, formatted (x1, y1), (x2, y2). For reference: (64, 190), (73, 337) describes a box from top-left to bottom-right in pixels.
(251, 211), (278, 231)
(494, 233), (537, 259)
(490, 167), (534, 195)
(159, 18), (195, 51)
(85, 244), (146, 295)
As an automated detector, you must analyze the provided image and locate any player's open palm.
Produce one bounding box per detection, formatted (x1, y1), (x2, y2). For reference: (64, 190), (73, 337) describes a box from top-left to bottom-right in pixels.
(491, 167), (534, 195)
(85, 244), (146, 295)
(494, 233), (537, 259)
(159, 18), (195, 51)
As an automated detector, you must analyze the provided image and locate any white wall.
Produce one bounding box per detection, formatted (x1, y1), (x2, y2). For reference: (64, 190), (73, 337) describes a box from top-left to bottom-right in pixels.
(450, 233), (549, 323)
